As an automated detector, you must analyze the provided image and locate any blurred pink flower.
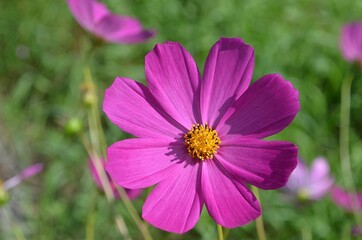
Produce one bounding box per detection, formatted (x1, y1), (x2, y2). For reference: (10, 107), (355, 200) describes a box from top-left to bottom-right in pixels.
(331, 186), (362, 212)
(284, 157), (333, 201)
(340, 22), (362, 63)
(67, 0), (155, 44)
(89, 158), (142, 200)
(104, 37), (300, 233)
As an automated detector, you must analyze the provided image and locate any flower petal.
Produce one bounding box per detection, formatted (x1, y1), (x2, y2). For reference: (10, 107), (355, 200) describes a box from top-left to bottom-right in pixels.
(309, 157), (331, 182)
(340, 22), (362, 62)
(285, 159), (309, 193)
(217, 136), (298, 190)
(218, 74), (300, 138)
(67, 0), (108, 32)
(331, 186), (362, 212)
(106, 138), (185, 189)
(103, 77), (185, 138)
(142, 162), (203, 234)
(201, 159), (261, 228)
(95, 15), (155, 44)
(200, 38), (254, 127)
(145, 42), (201, 128)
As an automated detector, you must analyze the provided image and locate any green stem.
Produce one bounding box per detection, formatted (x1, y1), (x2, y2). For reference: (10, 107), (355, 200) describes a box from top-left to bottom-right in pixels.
(339, 74), (362, 228)
(217, 224), (224, 240)
(82, 66), (153, 240)
(251, 186), (267, 240)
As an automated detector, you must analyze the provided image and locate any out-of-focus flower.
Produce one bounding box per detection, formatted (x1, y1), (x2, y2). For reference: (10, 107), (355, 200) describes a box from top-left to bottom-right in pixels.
(67, 0), (155, 44)
(104, 37), (300, 233)
(331, 186), (362, 212)
(340, 22), (362, 64)
(284, 157), (333, 201)
(0, 163), (43, 206)
(331, 186), (362, 237)
(89, 158), (142, 200)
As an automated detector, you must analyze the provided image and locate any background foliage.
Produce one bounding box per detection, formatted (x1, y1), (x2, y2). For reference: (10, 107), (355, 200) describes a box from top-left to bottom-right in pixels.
(1, 0), (362, 239)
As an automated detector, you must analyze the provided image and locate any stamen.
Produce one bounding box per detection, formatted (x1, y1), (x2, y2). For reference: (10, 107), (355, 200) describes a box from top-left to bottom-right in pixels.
(184, 123), (221, 160)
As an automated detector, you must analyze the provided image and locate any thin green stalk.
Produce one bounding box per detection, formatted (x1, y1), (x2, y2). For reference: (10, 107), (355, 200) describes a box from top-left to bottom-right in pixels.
(2, 209), (25, 240)
(251, 186), (267, 240)
(82, 66), (153, 240)
(217, 224), (224, 240)
(116, 187), (153, 240)
(339, 74), (362, 228)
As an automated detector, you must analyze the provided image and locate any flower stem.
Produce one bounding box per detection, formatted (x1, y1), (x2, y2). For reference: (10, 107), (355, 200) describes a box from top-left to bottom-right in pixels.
(339, 74), (362, 228)
(251, 186), (267, 240)
(217, 224), (224, 240)
(82, 66), (153, 240)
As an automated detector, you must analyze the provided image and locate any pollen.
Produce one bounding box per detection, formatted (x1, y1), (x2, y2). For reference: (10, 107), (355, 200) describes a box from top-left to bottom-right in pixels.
(184, 123), (221, 161)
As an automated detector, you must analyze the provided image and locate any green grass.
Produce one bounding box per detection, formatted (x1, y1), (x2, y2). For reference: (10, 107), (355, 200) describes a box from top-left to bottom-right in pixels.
(1, 0), (362, 239)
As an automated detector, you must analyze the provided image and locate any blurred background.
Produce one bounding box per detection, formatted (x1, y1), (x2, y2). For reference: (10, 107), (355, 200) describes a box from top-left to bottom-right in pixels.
(1, 0), (362, 239)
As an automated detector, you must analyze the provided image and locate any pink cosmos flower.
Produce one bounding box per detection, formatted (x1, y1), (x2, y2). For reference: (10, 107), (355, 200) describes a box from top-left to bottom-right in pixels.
(67, 0), (155, 44)
(89, 158), (142, 200)
(284, 157), (333, 201)
(340, 22), (362, 63)
(104, 38), (300, 233)
(331, 186), (362, 212)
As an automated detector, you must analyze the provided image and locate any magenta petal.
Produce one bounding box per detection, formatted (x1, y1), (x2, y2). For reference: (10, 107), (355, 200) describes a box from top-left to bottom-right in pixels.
(95, 15), (155, 44)
(201, 38), (254, 127)
(340, 22), (362, 62)
(331, 186), (362, 212)
(67, 0), (108, 32)
(145, 42), (201, 128)
(106, 138), (184, 189)
(3, 163), (44, 190)
(103, 77), (185, 138)
(201, 160), (261, 228)
(217, 136), (297, 190)
(218, 74), (300, 138)
(142, 163), (203, 234)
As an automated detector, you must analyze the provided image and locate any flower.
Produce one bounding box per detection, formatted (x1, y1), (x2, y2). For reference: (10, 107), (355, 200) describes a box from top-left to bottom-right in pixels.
(104, 38), (300, 233)
(89, 158), (142, 199)
(331, 186), (362, 212)
(283, 157), (333, 201)
(67, 0), (155, 44)
(0, 163), (43, 206)
(340, 22), (362, 64)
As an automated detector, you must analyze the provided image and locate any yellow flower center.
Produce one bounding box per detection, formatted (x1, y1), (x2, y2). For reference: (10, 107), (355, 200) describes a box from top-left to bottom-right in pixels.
(297, 188), (310, 201)
(184, 123), (221, 160)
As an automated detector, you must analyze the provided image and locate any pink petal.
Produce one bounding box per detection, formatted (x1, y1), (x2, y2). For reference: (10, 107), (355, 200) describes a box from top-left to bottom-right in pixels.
(331, 186), (362, 212)
(200, 38), (254, 127)
(142, 163), (203, 234)
(67, 0), (109, 32)
(145, 42), (201, 129)
(3, 163), (44, 190)
(307, 158), (333, 199)
(340, 22), (362, 62)
(106, 138), (185, 189)
(95, 15), (155, 44)
(217, 136), (297, 190)
(285, 159), (309, 193)
(103, 77), (185, 138)
(218, 74), (300, 138)
(201, 160), (261, 228)
(89, 158), (143, 200)
(309, 157), (330, 182)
